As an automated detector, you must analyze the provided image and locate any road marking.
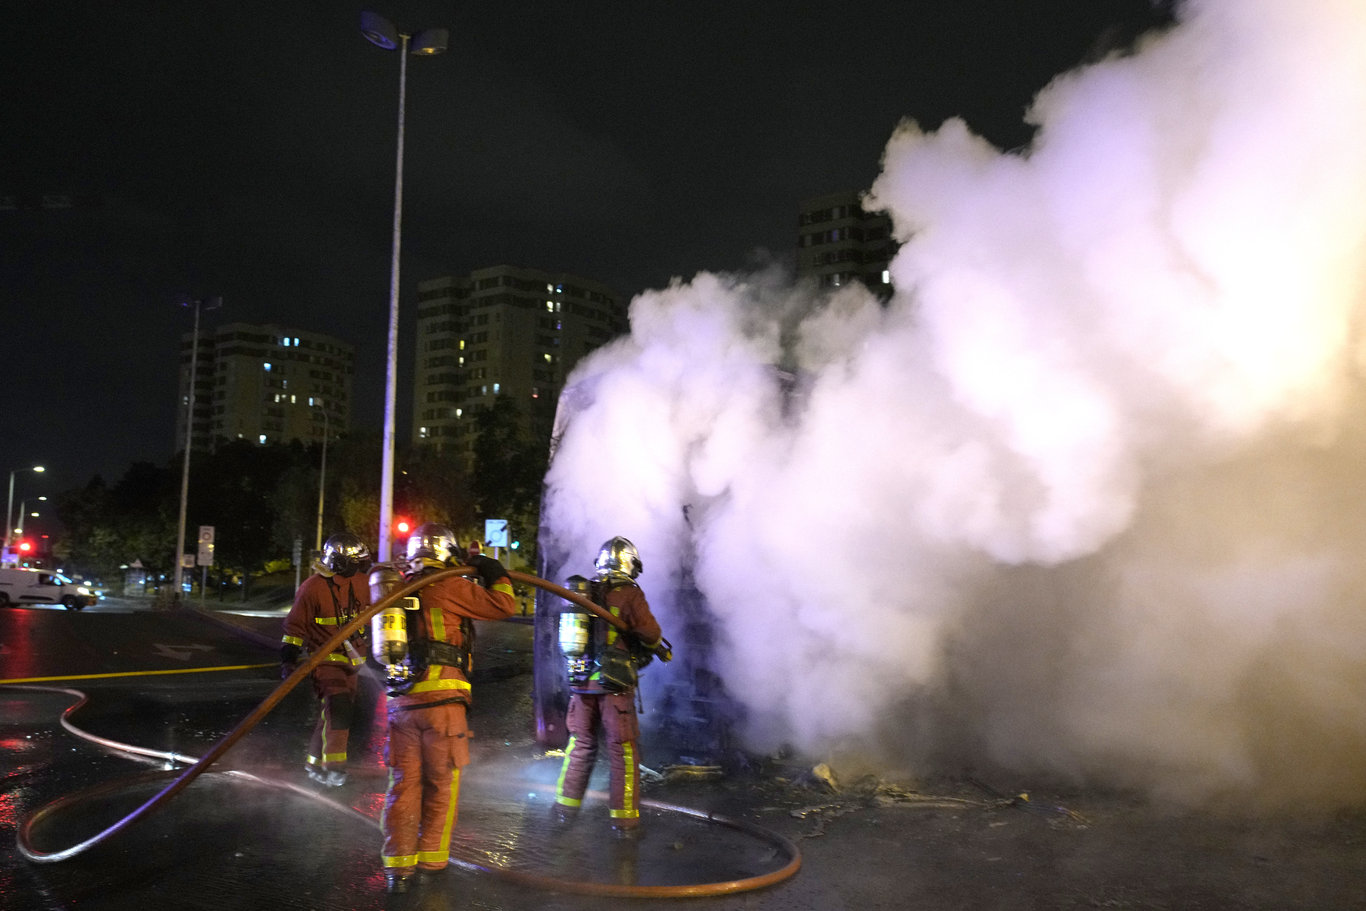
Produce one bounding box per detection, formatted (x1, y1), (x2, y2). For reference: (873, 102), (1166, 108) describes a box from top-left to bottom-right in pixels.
(0, 664), (275, 685)
(152, 643), (216, 661)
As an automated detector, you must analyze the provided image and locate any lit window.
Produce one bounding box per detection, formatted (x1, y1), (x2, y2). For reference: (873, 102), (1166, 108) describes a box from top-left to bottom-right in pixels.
(264, 363), (272, 371)
(455, 408), (463, 418)
(259, 434), (268, 444)
(546, 301), (554, 311)
(493, 383), (500, 394)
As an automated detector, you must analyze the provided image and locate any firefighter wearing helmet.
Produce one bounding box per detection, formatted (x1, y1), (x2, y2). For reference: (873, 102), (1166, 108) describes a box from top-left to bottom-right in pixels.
(553, 535), (667, 837)
(280, 532), (372, 788)
(375, 522), (516, 894)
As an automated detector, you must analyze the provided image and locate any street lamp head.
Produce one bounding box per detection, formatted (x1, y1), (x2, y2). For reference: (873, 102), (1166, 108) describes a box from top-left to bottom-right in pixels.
(360, 11), (447, 55)
(411, 28), (449, 55)
(360, 11), (399, 50)
(32, 466), (44, 474)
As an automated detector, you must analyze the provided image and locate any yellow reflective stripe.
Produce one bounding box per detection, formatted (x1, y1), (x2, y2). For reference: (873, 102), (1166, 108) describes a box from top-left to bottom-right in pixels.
(407, 677), (472, 695)
(606, 604), (622, 646)
(556, 735), (579, 802)
(492, 581), (514, 597)
(321, 750), (347, 763)
(314, 616), (342, 625)
(320, 652), (364, 667)
(383, 854), (418, 868)
(281, 634), (304, 646)
(619, 741), (637, 815)
(417, 767), (460, 863)
(428, 604), (446, 642)
(610, 808), (640, 819)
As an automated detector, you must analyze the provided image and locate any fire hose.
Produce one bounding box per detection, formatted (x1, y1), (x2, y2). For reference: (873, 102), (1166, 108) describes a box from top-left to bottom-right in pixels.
(13, 566), (801, 896)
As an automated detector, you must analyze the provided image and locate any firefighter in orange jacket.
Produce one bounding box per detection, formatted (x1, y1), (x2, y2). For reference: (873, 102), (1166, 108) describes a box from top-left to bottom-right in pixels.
(554, 536), (665, 837)
(280, 532), (372, 788)
(377, 523), (516, 894)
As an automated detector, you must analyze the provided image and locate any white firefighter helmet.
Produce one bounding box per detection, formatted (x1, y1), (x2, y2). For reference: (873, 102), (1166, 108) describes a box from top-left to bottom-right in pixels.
(321, 532), (371, 576)
(595, 536), (643, 580)
(406, 523), (459, 565)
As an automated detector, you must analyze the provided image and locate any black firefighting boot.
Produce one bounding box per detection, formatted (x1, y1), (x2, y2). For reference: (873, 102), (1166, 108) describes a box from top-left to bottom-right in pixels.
(385, 872), (411, 894)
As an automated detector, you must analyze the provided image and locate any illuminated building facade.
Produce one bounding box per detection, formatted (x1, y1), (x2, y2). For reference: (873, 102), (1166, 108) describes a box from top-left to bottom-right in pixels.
(175, 322), (354, 452)
(796, 190), (897, 298)
(412, 265), (625, 462)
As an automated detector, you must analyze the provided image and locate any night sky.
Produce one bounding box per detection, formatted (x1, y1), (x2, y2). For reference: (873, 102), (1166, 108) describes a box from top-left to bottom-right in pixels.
(0, 0), (1171, 495)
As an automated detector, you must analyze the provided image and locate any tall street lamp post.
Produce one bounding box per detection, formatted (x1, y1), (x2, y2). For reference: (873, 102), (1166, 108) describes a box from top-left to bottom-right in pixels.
(173, 296), (221, 603)
(360, 10), (448, 561)
(315, 402), (329, 555)
(5, 464), (44, 555)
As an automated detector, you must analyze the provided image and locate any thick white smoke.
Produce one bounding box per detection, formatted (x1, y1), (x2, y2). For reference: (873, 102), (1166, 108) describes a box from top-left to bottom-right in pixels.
(542, 0), (1366, 808)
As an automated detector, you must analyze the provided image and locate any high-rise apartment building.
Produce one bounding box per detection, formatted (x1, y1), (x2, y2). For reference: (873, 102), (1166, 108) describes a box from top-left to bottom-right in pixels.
(795, 190), (897, 297)
(175, 322), (354, 453)
(412, 265), (626, 460)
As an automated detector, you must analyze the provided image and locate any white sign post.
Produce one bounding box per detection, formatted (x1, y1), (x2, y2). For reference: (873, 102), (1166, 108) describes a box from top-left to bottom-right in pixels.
(484, 518), (508, 560)
(197, 526), (215, 603)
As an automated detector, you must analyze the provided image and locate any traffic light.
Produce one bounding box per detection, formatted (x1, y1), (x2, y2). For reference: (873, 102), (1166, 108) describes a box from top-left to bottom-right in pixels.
(393, 517), (412, 537)
(15, 539), (32, 555)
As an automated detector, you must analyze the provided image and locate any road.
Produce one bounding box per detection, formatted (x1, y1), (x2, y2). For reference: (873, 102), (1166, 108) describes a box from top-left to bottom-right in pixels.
(2, 597), (1364, 910)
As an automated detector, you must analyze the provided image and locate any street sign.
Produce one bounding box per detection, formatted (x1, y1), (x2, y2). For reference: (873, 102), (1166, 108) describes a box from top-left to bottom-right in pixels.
(484, 518), (509, 548)
(197, 525), (215, 566)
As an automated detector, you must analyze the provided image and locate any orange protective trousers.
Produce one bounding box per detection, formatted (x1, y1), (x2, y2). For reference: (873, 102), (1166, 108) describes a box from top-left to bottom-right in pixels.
(381, 700), (470, 875)
(555, 691), (642, 826)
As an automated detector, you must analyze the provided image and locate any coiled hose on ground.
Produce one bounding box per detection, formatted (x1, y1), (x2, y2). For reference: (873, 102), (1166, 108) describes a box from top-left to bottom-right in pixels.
(11, 566), (802, 897)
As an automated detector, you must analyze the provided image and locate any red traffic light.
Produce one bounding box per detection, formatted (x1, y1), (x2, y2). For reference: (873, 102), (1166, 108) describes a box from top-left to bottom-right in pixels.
(16, 539), (33, 554)
(394, 517), (412, 536)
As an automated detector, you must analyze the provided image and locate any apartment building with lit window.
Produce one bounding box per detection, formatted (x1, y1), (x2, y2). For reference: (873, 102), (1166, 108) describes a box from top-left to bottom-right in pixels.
(412, 265), (626, 461)
(175, 322), (354, 452)
(795, 190), (897, 297)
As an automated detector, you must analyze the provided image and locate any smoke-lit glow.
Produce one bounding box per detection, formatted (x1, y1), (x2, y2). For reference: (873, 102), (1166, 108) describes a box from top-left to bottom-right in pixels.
(542, 0), (1366, 808)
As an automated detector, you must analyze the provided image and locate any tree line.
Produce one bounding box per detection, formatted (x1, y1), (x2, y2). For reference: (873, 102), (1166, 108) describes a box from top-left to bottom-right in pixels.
(50, 400), (548, 596)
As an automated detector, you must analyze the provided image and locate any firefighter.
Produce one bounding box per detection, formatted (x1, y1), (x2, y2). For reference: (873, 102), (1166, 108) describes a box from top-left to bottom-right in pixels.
(378, 523), (516, 894)
(554, 535), (666, 838)
(280, 532), (372, 788)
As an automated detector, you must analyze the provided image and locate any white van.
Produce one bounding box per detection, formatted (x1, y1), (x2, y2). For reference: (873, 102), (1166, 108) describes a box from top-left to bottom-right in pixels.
(0, 566), (98, 610)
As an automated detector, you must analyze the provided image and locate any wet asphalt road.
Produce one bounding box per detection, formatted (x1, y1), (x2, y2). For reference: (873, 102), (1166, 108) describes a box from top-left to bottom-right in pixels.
(2, 597), (1365, 910)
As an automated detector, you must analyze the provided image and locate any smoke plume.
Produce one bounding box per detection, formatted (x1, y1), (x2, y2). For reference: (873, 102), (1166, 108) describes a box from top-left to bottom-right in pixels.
(542, 0), (1366, 808)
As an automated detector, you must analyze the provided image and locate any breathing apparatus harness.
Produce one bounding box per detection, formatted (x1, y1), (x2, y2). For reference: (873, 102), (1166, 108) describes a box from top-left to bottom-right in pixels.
(558, 573), (667, 694)
(369, 560), (473, 696)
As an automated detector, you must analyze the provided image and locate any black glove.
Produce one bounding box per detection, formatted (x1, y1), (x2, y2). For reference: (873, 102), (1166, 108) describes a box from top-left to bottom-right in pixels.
(280, 643), (302, 679)
(466, 554), (506, 588)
